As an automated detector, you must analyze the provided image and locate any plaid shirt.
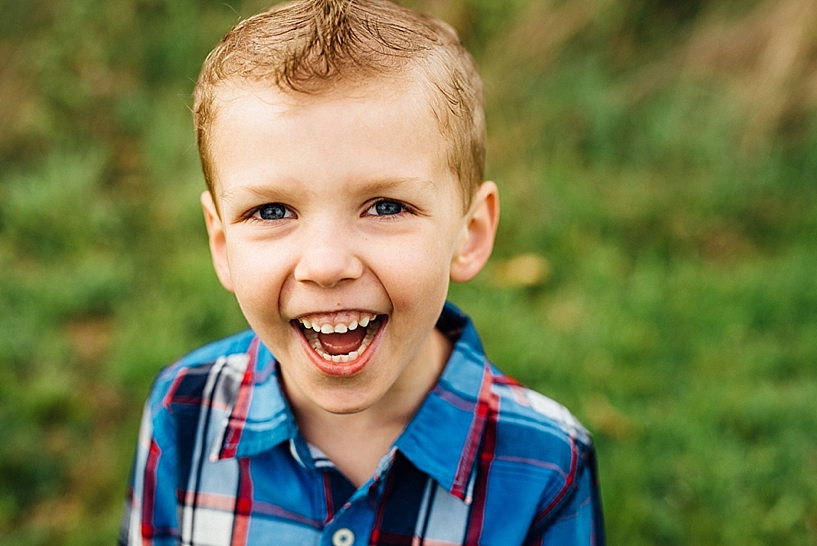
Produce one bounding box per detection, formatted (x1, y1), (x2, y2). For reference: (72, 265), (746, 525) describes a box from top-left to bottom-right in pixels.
(119, 303), (604, 546)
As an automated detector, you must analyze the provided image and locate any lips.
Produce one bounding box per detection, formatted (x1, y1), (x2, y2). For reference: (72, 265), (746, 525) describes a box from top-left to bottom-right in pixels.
(292, 312), (386, 377)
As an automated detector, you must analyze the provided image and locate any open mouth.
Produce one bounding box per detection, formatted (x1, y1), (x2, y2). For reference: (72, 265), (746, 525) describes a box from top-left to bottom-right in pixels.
(294, 312), (385, 364)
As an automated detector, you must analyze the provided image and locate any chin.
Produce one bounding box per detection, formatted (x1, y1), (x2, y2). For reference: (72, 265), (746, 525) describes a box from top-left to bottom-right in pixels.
(311, 384), (382, 415)
(320, 399), (374, 415)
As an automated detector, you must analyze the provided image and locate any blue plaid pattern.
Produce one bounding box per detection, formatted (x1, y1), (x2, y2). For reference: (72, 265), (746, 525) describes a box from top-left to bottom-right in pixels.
(119, 303), (605, 545)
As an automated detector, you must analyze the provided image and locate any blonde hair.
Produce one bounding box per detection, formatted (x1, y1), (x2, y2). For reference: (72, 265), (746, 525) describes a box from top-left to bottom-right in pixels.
(193, 0), (485, 210)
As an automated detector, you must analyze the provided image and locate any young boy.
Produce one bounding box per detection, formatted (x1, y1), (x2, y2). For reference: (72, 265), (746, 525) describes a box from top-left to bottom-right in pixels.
(119, 0), (604, 544)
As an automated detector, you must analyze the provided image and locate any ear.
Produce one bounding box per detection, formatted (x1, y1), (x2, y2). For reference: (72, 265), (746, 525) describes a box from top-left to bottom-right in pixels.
(450, 181), (500, 283)
(201, 190), (235, 293)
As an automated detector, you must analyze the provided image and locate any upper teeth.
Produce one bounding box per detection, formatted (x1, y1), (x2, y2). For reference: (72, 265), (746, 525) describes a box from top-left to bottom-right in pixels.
(298, 313), (376, 333)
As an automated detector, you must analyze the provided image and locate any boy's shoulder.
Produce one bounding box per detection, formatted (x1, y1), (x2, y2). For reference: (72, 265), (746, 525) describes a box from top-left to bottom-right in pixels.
(146, 329), (260, 411)
(398, 314), (598, 533)
(467, 362), (595, 497)
(489, 364), (592, 448)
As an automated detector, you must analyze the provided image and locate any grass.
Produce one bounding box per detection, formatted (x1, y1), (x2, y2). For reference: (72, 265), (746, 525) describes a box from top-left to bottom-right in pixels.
(1, 0), (816, 544)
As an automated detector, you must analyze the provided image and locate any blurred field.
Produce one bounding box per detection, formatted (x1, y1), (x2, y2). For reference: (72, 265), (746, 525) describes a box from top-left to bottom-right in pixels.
(1, 0), (816, 544)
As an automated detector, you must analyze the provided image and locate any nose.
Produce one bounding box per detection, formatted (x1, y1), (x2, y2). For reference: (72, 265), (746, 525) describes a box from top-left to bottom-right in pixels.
(293, 223), (364, 288)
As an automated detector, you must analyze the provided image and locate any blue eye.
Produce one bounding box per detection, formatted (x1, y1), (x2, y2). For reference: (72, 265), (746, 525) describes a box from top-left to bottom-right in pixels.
(255, 203), (291, 220)
(371, 200), (404, 216)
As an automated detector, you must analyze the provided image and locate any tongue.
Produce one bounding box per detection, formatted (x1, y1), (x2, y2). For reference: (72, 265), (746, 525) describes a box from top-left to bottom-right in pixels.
(319, 328), (367, 355)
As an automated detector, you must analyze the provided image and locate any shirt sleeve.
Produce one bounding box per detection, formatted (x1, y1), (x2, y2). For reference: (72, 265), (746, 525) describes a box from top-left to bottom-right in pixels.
(524, 440), (606, 546)
(118, 388), (181, 546)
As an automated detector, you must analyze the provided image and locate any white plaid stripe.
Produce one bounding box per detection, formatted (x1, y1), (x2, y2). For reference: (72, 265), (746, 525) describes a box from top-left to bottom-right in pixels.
(180, 355), (249, 546)
(412, 479), (471, 545)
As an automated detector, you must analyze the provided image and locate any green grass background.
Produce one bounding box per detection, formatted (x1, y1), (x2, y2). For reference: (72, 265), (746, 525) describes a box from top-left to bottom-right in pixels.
(1, 0), (816, 544)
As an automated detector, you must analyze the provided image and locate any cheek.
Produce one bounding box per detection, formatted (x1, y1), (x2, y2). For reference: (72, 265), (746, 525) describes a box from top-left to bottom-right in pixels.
(226, 248), (287, 312)
(373, 239), (453, 305)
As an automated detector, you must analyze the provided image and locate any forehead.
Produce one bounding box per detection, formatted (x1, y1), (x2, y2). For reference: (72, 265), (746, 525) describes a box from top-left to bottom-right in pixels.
(206, 76), (460, 202)
(210, 71), (442, 132)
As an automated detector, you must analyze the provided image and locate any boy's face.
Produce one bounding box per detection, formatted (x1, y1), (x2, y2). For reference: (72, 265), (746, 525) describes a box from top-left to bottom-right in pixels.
(201, 78), (497, 416)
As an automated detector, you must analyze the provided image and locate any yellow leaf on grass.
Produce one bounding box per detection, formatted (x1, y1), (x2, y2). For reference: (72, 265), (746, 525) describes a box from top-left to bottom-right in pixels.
(492, 253), (551, 287)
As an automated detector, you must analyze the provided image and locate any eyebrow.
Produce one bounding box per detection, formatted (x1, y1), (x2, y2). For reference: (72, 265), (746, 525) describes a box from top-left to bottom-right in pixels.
(357, 176), (439, 195)
(218, 183), (289, 204)
(219, 176), (439, 203)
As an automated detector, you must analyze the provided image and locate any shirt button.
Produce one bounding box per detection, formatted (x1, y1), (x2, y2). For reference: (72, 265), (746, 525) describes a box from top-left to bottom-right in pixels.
(332, 528), (355, 546)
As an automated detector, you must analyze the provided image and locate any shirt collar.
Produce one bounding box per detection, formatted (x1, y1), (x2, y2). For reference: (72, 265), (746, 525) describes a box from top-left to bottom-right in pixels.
(393, 302), (494, 502)
(217, 302), (494, 502)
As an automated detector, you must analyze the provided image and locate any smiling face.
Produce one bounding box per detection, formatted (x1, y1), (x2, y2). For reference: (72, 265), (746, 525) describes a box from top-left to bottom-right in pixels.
(201, 77), (498, 417)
